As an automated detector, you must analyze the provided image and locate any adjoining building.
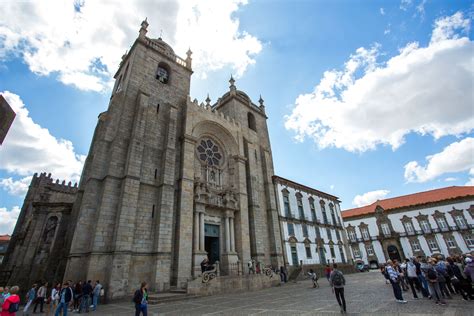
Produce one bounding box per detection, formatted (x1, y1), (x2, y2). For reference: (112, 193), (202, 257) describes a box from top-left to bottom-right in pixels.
(273, 176), (351, 267)
(0, 235), (11, 264)
(0, 95), (16, 145)
(342, 186), (474, 267)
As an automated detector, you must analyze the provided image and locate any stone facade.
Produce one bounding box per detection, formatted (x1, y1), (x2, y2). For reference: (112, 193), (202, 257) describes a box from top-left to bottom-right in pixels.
(1, 21), (284, 299)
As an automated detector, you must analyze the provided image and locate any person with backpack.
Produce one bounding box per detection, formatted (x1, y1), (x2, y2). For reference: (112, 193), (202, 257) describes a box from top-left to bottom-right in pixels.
(307, 269), (319, 288)
(55, 282), (74, 316)
(446, 257), (469, 300)
(385, 260), (407, 303)
(425, 258), (446, 305)
(434, 259), (452, 299)
(1, 286), (20, 316)
(329, 264), (346, 313)
(80, 280), (93, 313)
(23, 284), (37, 315)
(381, 265), (390, 284)
(133, 282), (148, 316)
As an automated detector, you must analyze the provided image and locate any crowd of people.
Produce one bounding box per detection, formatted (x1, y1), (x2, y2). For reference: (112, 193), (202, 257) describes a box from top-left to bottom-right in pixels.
(381, 254), (474, 305)
(0, 280), (103, 316)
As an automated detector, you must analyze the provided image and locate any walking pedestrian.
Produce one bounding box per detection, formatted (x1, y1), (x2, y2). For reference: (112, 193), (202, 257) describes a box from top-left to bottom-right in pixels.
(54, 282), (73, 316)
(91, 280), (102, 311)
(23, 284), (37, 315)
(329, 264), (346, 313)
(133, 282), (148, 316)
(446, 257), (469, 300)
(49, 283), (60, 316)
(307, 269), (319, 288)
(385, 260), (407, 303)
(1, 286), (20, 316)
(279, 265), (287, 283)
(414, 257), (430, 297)
(73, 281), (82, 312)
(248, 259), (255, 274)
(434, 258), (452, 299)
(325, 265), (332, 283)
(33, 282), (47, 313)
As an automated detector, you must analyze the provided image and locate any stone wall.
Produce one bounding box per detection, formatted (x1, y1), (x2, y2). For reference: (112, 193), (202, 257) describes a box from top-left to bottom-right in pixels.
(187, 274), (280, 296)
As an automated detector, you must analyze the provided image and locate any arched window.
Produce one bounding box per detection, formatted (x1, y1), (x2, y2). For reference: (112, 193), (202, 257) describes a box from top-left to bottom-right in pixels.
(247, 112), (256, 132)
(320, 200), (328, 224)
(156, 62), (170, 84)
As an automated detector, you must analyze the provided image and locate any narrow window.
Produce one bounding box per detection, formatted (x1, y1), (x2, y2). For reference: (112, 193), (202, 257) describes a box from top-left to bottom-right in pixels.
(152, 205), (155, 218)
(156, 103), (160, 113)
(247, 112), (256, 131)
(305, 245), (312, 258)
(154, 169), (158, 179)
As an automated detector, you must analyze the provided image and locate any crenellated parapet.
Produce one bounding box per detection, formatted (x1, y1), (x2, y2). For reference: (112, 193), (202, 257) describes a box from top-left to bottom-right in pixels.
(31, 172), (79, 194)
(187, 96), (242, 128)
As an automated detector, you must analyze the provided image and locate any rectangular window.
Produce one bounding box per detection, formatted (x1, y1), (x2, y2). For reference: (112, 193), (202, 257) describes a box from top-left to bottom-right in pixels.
(302, 224), (309, 237)
(446, 236), (456, 248)
(464, 235), (473, 248)
(283, 195), (291, 217)
(330, 246), (336, 258)
(305, 246), (312, 258)
(310, 202), (317, 222)
(287, 223), (295, 236)
(404, 222), (414, 233)
(326, 228), (332, 240)
(454, 215), (466, 229)
(335, 229), (341, 241)
(361, 228), (370, 239)
(366, 244), (374, 256)
(315, 226), (321, 239)
(298, 200), (305, 220)
(339, 246), (346, 263)
(352, 246), (361, 258)
(436, 217), (448, 229)
(419, 220), (430, 233)
(427, 239), (439, 251)
(348, 230), (356, 241)
(291, 246), (298, 265)
(411, 239), (421, 251)
(381, 223), (391, 236)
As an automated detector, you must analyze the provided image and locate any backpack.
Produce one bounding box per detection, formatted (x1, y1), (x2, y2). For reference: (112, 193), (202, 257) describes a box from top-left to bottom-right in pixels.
(427, 268), (437, 281)
(332, 271), (343, 286)
(8, 302), (20, 313)
(133, 290), (142, 304)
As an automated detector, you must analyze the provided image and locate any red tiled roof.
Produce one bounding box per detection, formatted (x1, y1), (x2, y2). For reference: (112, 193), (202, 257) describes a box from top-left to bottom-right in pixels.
(0, 235), (11, 242)
(342, 186), (474, 219)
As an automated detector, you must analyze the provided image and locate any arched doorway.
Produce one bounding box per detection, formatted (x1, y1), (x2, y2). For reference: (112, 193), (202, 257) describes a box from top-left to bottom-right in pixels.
(387, 245), (401, 261)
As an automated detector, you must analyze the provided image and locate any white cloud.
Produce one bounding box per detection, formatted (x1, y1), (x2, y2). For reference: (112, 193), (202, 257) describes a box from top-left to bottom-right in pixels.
(0, 91), (85, 197)
(400, 0), (413, 11)
(380, 8), (385, 15)
(404, 137), (474, 183)
(352, 190), (390, 207)
(0, 0), (262, 92)
(0, 206), (20, 235)
(285, 12), (473, 152)
(330, 184), (335, 190)
(444, 177), (457, 182)
(415, 0), (427, 19)
(465, 168), (474, 186)
(0, 176), (32, 196)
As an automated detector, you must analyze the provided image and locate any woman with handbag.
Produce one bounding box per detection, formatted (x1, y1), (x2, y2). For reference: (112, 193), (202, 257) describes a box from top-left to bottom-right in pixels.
(133, 282), (148, 316)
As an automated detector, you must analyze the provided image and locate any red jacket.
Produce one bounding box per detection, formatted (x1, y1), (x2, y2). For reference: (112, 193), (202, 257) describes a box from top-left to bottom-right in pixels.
(1, 294), (20, 316)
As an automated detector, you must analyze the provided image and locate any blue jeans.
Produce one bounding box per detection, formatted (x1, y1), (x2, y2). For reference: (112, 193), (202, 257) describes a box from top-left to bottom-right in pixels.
(135, 303), (147, 316)
(418, 274), (430, 297)
(92, 294), (99, 310)
(80, 294), (90, 312)
(55, 302), (68, 316)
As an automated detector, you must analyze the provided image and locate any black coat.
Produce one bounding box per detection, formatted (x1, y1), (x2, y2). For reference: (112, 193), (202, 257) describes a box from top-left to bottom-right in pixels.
(59, 287), (74, 303)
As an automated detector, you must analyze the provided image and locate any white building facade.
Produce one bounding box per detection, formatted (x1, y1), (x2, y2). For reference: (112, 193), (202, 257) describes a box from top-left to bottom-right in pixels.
(342, 186), (474, 267)
(273, 176), (351, 266)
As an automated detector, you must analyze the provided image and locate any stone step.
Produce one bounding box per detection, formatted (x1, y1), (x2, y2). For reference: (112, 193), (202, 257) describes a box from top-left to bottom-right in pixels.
(147, 292), (200, 305)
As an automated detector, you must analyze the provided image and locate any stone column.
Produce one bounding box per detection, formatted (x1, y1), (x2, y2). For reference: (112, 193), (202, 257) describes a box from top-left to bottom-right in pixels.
(225, 216), (231, 253)
(194, 212), (200, 252)
(230, 217), (235, 252)
(200, 212), (205, 251)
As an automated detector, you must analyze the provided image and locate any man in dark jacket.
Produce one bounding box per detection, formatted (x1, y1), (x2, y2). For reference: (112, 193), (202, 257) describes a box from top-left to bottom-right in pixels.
(55, 282), (74, 316)
(80, 280), (93, 313)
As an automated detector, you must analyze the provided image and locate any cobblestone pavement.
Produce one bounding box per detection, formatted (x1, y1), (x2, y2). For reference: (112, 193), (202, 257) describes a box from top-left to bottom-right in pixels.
(22, 271), (473, 315)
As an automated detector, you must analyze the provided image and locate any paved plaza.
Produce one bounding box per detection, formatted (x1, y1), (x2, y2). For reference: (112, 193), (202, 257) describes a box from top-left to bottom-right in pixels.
(37, 270), (471, 316)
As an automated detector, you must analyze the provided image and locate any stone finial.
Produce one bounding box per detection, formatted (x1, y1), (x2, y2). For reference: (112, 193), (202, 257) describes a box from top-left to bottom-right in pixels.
(186, 47), (193, 69)
(205, 94), (211, 108)
(121, 50), (128, 61)
(139, 18), (148, 38)
(259, 95), (265, 112)
(229, 75), (236, 92)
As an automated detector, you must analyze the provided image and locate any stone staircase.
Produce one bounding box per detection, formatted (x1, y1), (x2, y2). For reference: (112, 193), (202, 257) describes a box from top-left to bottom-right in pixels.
(147, 287), (201, 305)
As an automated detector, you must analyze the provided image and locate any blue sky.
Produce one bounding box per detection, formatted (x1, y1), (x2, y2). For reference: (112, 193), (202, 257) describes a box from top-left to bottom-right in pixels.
(0, 0), (473, 234)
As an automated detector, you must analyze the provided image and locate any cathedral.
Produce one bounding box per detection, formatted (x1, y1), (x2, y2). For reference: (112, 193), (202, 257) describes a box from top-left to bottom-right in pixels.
(1, 20), (285, 298)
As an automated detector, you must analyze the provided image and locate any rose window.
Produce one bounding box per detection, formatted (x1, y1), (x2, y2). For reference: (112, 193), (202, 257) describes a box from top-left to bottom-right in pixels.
(197, 139), (222, 166)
